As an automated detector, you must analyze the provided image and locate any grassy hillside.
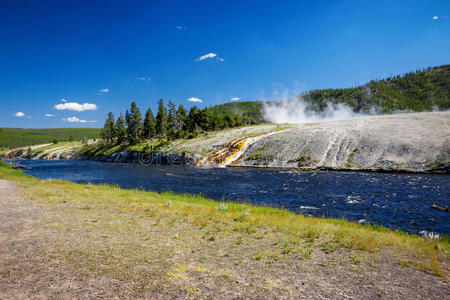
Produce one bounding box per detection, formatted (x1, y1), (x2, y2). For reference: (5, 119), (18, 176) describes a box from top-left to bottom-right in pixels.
(0, 128), (101, 149)
(210, 65), (450, 119)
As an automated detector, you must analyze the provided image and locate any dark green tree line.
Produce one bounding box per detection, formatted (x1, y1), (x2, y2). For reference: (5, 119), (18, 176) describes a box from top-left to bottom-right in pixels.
(100, 99), (259, 145)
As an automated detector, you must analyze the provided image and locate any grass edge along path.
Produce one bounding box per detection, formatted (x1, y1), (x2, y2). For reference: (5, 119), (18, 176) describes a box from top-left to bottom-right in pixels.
(0, 163), (447, 279)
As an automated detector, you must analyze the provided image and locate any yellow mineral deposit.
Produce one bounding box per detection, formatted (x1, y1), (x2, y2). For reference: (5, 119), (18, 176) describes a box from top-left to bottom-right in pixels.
(198, 129), (291, 167)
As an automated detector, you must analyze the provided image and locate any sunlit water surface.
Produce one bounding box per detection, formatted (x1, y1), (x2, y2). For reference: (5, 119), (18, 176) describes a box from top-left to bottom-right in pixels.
(7, 159), (450, 236)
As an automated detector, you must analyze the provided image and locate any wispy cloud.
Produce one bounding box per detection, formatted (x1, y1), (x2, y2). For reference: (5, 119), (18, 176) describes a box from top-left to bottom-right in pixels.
(188, 97), (203, 103)
(176, 26), (187, 30)
(14, 112), (25, 117)
(197, 53), (216, 61)
(61, 98), (67, 102)
(99, 88), (110, 93)
(195, 52), (225, 62)
(230, 97), (240, 101)
(433, 16), (439, 20)
(45, 114), (54, 117)
(137, 76), (151, 82)
(54, 102), (97, 111)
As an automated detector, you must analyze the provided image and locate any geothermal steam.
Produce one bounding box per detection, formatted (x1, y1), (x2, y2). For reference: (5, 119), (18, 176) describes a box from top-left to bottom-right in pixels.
(263, 97), (366, 124)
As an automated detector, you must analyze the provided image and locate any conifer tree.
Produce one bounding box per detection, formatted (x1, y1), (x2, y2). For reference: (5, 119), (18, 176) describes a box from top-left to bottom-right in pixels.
(100, 112), (116, 145)
(116, 113), (127, 144)
(167, 100), (177, 139)
(142, 108), (156, 139)
(125, 109), (130, 126)
(155, 99), (167, 138)
(126, 102), (143, 144)
(188, 105), (201, 132)
(192, 123), (199, 138)
(176, 104), (187, 136)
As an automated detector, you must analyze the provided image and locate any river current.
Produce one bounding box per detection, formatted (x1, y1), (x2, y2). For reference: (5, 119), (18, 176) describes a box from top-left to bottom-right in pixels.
(6, 159), (450, 236)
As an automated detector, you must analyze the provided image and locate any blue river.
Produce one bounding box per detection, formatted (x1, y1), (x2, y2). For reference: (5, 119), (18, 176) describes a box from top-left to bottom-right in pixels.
(6, 159), (450, 236)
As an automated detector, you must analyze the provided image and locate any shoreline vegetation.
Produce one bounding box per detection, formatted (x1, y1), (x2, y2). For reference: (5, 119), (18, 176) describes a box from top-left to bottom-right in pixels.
(84, 67), (449, 174)
(5, 111), (448, 174)
(29, 65), (449, 173)
(95, 65), (450, 155)
(0, 163), (448, 281)
(1, 65), (448, 152)
(1, 65), (449, 174)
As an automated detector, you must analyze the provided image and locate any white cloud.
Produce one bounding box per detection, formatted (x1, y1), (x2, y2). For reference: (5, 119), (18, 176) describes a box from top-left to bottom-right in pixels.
(62, 116), (96, 123)
(14, 112), (25, 117)
(63, 116), (87, 123)
(99, 88), (110, 93)
(61, 98), (67, 102)
(54, 102), (97, 111)
(197, 53), (216, 60)
(433, 16), (439, 20)
(188, 97), (203, 103)
(176, 26), (186, 30)
(45, 114), (54, 117)
(196, 52), (225, 62)
(137, 76), (151, 82)
(230, 97), (240, 101)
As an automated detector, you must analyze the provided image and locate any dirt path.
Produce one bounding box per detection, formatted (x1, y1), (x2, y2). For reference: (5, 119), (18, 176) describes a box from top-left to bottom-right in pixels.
(0, 180), (111, 299)
(0, 179), (448, 299)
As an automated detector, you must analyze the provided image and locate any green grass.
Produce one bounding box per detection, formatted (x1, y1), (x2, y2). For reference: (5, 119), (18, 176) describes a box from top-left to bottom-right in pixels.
(0, 128), (101, 149)
(248, 151), (264, 160)
(0, 163), (448, 278)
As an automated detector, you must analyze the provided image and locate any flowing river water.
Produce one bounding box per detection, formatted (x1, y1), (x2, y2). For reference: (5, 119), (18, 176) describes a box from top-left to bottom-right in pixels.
(6, 159), (450, 236)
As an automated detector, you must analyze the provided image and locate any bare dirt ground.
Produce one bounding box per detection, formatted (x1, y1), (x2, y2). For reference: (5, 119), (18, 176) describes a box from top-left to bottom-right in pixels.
(0, 179), (448, 299)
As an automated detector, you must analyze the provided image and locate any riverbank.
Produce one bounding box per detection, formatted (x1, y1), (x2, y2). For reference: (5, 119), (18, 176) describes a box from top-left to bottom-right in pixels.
(4, 112), (450, 173)
(0, 164), (448, 298)
(5, 158), (450, 235)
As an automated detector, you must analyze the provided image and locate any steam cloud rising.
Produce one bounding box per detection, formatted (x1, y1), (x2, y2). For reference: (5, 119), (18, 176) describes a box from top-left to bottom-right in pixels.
(263, 98), (367, 124)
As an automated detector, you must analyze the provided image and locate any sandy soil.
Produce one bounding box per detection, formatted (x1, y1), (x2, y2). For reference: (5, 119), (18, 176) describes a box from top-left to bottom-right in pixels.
(0, 179), (448, 299)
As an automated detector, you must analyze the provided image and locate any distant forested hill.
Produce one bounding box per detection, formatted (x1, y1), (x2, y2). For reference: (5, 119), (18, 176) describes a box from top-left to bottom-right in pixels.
(210, 65), (450, 119)
(0, 128), (101, 149)
(209, 101), (263, 121)
(302, 65), (450, 112)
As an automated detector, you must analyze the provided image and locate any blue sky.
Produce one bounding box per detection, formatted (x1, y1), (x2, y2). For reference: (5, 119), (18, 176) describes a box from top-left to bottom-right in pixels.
(1, 0), (449, 128)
